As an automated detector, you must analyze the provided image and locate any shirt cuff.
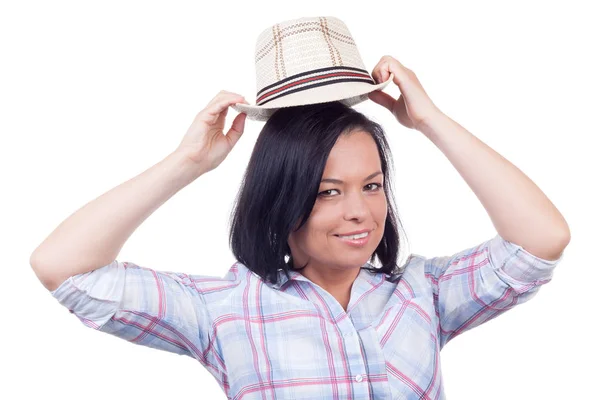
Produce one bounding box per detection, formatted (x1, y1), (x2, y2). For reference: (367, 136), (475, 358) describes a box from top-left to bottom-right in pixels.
(487, 234), (564, 287)
(50, 260), (126, 328)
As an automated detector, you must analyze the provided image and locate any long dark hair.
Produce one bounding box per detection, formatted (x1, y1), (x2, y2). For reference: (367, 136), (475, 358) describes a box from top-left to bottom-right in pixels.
(228, 101), (408, 285)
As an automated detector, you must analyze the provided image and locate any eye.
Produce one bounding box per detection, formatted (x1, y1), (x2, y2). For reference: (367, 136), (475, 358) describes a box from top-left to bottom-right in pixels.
(318, 189), (339, 197)
(365, 183), (383, 191)
(318, 182), (383, 197)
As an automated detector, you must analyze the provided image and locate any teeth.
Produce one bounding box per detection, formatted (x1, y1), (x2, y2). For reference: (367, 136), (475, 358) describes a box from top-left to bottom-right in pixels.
(339, 231), (368, 240)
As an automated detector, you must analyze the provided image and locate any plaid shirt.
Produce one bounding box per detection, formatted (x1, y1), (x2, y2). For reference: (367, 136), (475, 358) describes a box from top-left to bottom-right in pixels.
(51, 234), (562, 399)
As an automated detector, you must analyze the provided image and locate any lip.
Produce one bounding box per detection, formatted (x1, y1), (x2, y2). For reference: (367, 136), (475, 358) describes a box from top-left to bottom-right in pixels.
(335, 230), (371, 248)
(335, 229), (371, 236)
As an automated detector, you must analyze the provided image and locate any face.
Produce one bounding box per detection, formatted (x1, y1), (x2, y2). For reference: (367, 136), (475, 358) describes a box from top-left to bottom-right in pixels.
(287, 130), (388, 273)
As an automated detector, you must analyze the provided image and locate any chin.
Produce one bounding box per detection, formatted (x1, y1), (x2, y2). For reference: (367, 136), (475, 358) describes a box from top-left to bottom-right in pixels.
(334, 254), (373, 269)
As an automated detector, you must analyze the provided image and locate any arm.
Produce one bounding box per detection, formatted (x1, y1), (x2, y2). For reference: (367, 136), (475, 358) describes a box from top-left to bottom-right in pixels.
(418, 113), (571, 260)
(30, 91), (248, 291)
(30, 151), (204, 291)
(369, 56), (571, 259)
(50, 259), (226, 376)
(424, 233), (562, 349)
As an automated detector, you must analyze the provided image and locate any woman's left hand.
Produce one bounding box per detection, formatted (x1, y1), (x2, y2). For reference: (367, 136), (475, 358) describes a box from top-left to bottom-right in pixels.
(368, 55), (443, 130)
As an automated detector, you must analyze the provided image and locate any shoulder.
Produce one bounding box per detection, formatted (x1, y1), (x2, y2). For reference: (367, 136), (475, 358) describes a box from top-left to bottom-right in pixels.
(174, 261), (249, 303)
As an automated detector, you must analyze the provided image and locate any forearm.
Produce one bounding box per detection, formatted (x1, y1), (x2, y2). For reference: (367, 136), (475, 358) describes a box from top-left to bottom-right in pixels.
(418, 113), (571, 260)
(30, 151), (204, 291)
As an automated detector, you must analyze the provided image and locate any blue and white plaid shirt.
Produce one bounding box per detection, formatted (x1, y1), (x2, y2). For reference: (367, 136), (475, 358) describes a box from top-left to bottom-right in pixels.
(51, 234), (563, 399)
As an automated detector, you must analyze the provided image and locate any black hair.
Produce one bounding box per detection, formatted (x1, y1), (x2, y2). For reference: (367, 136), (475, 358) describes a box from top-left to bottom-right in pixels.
(228, 101), (408, 286)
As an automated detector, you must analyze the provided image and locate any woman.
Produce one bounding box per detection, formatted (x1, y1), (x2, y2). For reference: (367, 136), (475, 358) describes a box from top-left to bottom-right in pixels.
(30, 56), (570, 399)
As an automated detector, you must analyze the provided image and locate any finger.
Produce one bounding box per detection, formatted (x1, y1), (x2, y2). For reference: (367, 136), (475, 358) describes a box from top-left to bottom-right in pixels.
(214, 90), (243, 100)
(371, 60), (383, 84)
(202, 96), (245, 122)
(372, 56), (393, 83)
(373, 56), (406, 85)
(207, 91), (247, 109)
(225, 112), (247, 149)
(221, 90), (249, 103)
(210, 92), (250, 111)
(379, 61), (395, 84)
(374, 66), (392, 85)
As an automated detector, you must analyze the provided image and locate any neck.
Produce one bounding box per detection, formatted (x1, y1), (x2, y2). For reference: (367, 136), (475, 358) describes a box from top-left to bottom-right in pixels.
(297, 264), (361, 310)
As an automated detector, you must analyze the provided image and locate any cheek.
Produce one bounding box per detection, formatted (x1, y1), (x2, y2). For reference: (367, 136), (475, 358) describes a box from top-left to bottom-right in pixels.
(304, 220), (334, 246)
(298, 214), (338, 250)
(378, 195), (388, 221)
(309, 207), (340, 234)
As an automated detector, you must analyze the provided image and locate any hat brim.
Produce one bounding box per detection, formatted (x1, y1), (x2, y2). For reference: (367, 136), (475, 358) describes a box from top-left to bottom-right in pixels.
(231, 73), (395, 122)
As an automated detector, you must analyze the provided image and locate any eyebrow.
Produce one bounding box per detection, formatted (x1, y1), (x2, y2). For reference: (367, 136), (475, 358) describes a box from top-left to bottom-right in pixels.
(320, 171), (383, 184)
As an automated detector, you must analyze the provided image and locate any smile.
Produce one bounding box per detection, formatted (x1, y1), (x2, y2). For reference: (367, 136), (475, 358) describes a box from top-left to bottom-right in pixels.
(335, 231), (370, 247)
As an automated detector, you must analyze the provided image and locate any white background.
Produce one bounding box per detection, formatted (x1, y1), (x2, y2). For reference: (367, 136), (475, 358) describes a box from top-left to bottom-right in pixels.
(2, 0), (597, 399)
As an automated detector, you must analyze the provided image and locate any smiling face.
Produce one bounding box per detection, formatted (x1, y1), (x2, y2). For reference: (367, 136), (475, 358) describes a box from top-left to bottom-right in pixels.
(287, 130), (388, 275)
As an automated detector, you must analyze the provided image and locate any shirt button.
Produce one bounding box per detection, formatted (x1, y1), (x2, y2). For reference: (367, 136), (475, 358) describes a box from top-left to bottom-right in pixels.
(345, 331), (354, 337)
(355, 374), (363, 382)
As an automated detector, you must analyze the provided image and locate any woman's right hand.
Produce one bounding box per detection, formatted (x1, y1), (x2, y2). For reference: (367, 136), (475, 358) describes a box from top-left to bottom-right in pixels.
(174, 90), (250, 174)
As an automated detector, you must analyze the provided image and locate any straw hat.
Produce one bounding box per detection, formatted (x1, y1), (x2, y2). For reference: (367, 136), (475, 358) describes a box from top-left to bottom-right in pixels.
(231, 16), (394, 121)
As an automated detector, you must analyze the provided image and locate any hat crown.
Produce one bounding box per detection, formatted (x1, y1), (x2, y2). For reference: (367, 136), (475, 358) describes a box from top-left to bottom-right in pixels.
(252, 16), (373, 104)
(231, 15), (393, 121)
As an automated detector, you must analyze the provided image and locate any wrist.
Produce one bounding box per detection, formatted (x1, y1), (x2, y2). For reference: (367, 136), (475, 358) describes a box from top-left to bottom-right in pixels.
(416, 111), (449, 138)
(166, 150), (209, 183)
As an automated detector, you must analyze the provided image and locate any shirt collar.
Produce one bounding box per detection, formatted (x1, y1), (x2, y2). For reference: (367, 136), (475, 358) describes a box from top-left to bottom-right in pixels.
(265, 262), (402, 290)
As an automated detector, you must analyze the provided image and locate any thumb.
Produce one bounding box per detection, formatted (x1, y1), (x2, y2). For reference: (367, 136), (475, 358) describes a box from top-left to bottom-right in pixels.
(225, 112), (247, 149)
(368, 90), (395, 112)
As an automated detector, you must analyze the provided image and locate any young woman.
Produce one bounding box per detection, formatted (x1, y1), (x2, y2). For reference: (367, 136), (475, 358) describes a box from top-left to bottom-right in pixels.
(30, 56), (570, 399)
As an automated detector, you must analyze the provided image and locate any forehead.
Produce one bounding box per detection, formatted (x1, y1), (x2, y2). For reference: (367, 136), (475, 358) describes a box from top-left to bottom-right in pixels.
(323, 131), (381, 173)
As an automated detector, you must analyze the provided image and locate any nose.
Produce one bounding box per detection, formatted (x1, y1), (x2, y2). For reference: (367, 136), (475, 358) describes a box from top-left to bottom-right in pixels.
(343, 190), (370, 221)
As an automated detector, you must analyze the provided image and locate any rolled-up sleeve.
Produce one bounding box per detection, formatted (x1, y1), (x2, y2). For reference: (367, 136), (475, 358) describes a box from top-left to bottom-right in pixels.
(50, 260), (223, 375)
(424, 234), (565, 349)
